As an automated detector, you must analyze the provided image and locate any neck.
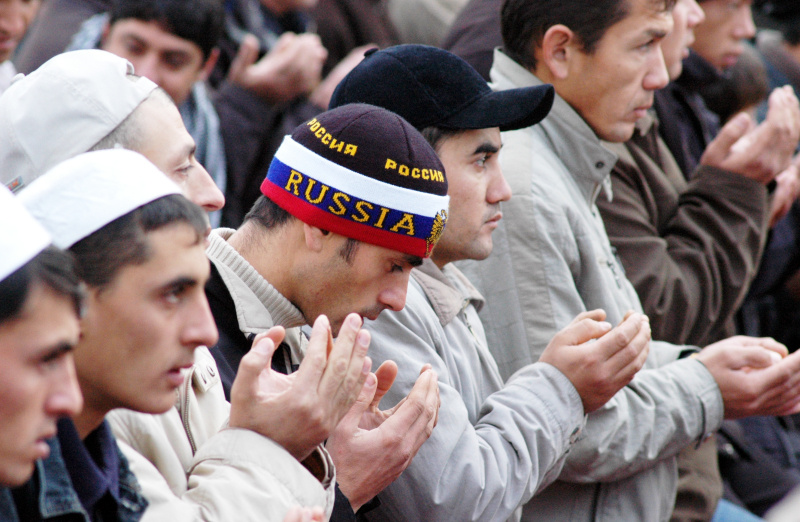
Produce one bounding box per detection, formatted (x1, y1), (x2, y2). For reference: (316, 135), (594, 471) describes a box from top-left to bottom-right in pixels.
(72, 390), (108, 439)
(431, 252), (453, 270)
(227, 221), (297, 302)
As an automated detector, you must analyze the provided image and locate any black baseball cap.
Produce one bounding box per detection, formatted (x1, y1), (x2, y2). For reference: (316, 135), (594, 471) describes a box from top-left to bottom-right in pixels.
(330, 44), (554, 132)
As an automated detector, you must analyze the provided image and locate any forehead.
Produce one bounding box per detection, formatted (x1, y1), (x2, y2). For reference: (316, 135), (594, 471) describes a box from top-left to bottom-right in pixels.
(135, 98), (195, 160)
(599, 0), (674, 43)
(113, 223), (206, 287)
(108, 18), (204, 60)
(0, 285), (79, 359)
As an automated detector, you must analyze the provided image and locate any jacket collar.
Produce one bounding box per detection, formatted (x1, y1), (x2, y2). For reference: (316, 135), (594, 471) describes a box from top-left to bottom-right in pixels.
(207, 228), (306, 333)
(677, 50), (723, 89)
(411, 259), (484, 326)
(491, 49), (617, 206)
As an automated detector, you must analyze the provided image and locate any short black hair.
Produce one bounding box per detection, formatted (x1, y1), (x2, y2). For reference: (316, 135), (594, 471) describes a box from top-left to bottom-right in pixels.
(502, 0), (675, 70)
(244, 195), (360, 264)
(420, 126), (464, 153)
(0, 246), (84, 324)
(109, 0), (225, 60)
(70, 194), (208, 290)
(244, 195), (295, 231)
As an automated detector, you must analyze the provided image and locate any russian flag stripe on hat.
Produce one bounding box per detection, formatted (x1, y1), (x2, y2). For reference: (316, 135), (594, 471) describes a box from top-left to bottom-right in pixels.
(261, 159), (446, 258)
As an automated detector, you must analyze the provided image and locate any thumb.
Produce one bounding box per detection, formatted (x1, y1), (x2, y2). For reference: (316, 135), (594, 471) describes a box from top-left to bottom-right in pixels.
(231, 335), (277, 400)
(729, 345), (776, 371)
(227, 34), (259, 83)
(556, 316), (613, 347)
(702, 113), (750, 166)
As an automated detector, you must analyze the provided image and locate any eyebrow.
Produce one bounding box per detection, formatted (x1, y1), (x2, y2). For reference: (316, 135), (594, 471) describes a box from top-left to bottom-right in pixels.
(160, 276), (199, 294)
(473, 142), (501, 155)
(38, 342), (75, 364)
(645, 28), (669, 40)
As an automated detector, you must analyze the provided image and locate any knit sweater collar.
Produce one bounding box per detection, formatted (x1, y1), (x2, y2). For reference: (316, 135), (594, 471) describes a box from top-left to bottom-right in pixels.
(206, 228), (306, 332)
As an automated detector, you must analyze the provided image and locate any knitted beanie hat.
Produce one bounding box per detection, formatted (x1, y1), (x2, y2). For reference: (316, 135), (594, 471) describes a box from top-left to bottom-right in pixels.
(261, 103), (450, 258)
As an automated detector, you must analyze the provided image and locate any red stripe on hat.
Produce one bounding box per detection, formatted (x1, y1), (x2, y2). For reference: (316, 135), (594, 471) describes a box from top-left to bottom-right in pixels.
(261, 178), (429, 258)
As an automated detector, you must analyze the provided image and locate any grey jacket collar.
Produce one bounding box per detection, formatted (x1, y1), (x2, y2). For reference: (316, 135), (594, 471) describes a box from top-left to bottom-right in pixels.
(411, 259), (484, 327)
(491, 49), (618, 204)
(206, 229), (306, 334)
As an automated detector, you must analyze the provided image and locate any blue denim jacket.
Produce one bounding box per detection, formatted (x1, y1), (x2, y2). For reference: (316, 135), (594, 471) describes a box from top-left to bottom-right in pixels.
(0, 424), (147, 521)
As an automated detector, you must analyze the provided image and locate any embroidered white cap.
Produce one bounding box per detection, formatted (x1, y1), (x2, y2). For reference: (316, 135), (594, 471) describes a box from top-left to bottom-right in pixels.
(19, 150), (181, 249)
(0, 186), (52, 282)
(0, 49), (158, 194)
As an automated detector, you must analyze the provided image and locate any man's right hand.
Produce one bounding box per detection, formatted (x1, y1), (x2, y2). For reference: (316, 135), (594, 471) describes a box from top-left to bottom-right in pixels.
(701, 85), (800, 184)
(539, 309), (651, 413)
(696, 336), (800, 419)
(227, 33), (327, 103)
(228, 313), (370, 461)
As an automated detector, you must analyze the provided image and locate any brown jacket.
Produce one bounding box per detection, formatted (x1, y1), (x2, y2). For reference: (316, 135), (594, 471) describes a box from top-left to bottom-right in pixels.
(597, 112), (770, 348)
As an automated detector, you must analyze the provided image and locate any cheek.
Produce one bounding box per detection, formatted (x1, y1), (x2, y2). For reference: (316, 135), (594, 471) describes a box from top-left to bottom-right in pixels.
(0, 370), (44, 444)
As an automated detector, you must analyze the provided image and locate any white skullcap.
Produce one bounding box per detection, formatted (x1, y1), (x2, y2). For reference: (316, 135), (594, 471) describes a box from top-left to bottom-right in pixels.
(0, 49), (158, 193)
(0, 186), (52, 282)
(19, 150), (181, 249)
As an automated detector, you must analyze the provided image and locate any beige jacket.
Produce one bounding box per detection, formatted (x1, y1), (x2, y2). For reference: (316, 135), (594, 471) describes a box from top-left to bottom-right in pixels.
(107, 323), (336, 521)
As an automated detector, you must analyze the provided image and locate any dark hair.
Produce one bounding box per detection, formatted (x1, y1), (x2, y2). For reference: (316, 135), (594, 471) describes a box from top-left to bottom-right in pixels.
(420, 126), (463, 153)
(109, 0), (225, 60)
(0, 246), (84, 323)
(244, 195), (295, 231)
(502, 0), (675, 69)
(70, 194), (207, 290)
(244, 195), (360, 263)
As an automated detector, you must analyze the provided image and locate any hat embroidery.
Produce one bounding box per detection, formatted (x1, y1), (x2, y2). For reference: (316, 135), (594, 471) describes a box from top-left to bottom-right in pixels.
(426, 209), (448, 256)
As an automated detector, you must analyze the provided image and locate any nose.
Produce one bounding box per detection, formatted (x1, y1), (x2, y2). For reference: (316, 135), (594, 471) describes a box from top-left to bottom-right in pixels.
(0, 2), (26, 37)
(130, 54), (163, 87)
(733, 4), (756, 40)
(46, 354), (83, 418)
(687, 0), (705, 28)
(644, 47), (670, 91)
(379, 274), (410, 312)
(182, 292), (219, 349)
(488, 167), (512, 204)
(187, 162), (226, 213)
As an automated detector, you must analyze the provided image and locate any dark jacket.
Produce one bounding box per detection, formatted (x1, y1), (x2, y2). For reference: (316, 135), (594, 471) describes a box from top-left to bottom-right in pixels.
(0, 423), (147, 522)
(12, 0), (110, 74)
(441, 0), (502, 81)
(597, 112), (769, 347)
(653, 51), (722, 177)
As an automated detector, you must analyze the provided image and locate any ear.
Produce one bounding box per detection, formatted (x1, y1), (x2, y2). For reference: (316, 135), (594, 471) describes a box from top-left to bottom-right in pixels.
(538, 24), (577, 81)
(199, 48), (220, 82)
(302, 223), (329, 253)
(99, 20), (112, 49)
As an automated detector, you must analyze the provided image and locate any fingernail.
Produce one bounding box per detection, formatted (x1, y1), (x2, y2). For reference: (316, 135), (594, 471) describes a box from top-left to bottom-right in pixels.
(364, 372), (376, 387)
(357, 330), (370, 347)
(600, 321), (612, 329)
(349, 314), (362, 328)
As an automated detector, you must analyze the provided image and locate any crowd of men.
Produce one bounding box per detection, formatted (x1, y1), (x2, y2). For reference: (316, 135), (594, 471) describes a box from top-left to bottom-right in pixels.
(5, 0), (800, 520)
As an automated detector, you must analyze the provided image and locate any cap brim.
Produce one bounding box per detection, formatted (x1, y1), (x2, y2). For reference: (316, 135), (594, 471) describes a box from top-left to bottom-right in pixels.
(438, 84), (555, 132)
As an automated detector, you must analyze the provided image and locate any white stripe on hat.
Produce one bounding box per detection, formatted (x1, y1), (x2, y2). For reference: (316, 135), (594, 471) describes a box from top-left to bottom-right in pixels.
(274, 136), (448, 218)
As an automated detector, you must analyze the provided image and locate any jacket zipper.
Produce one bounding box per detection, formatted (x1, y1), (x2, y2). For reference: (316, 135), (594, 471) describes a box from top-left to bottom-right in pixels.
(181, 367), (197, 454)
